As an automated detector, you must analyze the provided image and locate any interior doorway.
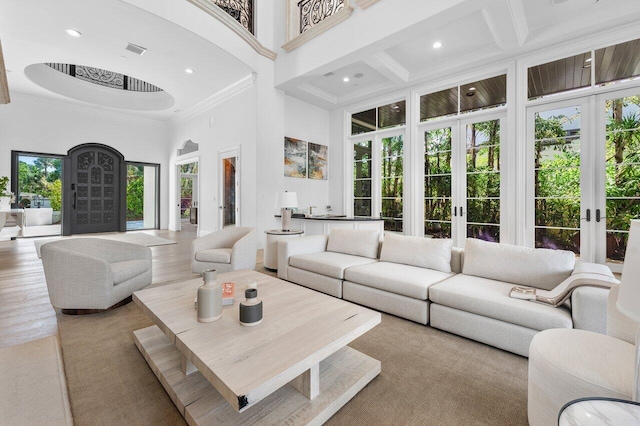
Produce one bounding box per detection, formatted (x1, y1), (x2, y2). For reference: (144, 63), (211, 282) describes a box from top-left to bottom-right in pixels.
(219, 147), (240, 229)
(176, 159), (198, 232)
(126, 162), (160, 231)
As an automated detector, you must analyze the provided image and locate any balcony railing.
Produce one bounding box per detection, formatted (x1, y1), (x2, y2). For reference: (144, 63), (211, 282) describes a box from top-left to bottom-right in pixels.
(211, 0), (253, 35)
(298, 0), (345, 34)
(284, 0), (381, 52)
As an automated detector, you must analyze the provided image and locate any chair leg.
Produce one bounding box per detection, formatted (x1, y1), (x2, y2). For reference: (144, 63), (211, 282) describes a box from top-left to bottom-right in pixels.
(60, 296), (133, 315)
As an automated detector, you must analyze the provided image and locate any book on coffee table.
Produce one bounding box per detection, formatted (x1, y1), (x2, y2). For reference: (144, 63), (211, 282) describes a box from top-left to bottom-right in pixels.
(222, 282), (235, 305)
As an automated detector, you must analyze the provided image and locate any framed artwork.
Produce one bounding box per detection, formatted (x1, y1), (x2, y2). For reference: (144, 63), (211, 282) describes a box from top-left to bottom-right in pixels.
(284, 137), (307, 178)
(308, 143), (328, 180)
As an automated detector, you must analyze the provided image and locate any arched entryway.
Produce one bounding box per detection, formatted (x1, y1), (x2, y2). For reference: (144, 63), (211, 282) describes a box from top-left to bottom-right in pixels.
(62, 143), (126, 235)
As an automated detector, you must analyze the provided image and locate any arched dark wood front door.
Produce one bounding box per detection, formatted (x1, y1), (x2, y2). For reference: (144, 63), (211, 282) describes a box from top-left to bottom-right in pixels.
(63, 144), (126, 235)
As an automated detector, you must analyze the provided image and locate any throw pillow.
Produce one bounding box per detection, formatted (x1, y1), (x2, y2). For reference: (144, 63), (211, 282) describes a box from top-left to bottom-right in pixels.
(462, 238), (575, 290)
(380, 233), (452, 273)
(326, 228), (380, 259)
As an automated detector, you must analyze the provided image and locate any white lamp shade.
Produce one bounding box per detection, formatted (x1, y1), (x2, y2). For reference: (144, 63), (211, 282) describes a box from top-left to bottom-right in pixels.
(275, 191), (298, 209)
(617, 219), (640, 323)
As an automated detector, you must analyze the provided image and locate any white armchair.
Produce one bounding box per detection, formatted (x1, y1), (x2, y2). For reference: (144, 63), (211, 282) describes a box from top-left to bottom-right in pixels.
(528, 284), (638, 425)
(191, 227), (257, 274)
(41, 238), (152, 314)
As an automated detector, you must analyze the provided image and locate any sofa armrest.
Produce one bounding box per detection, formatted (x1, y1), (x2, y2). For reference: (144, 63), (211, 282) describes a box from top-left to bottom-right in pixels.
(571, 286), (610, 334)
(230, 229), (258, 270)
(277, 234), (328, 280)
(41, 246), (113, 309)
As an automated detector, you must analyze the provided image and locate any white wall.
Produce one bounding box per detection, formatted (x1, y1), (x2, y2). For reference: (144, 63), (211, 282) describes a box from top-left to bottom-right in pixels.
(168, 86), (258, 237)
(0, 93), (171, 228)
(284, 95), (331, 214)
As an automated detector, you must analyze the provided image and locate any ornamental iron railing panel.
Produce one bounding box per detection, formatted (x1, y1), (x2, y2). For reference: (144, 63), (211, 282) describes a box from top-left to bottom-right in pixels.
(45, 63), (163, 92)
(210, 0), (254, 34)
(298, 0), (345, 34)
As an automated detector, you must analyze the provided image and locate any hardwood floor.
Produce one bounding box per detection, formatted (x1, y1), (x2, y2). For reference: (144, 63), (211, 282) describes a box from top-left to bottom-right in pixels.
(0, 224), (267, 349)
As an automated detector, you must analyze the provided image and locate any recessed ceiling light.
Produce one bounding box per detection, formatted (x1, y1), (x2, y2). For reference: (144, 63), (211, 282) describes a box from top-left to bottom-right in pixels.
(343, 77), (350, 82)
(468, 87), (476, 91)
(185, 68), (195, 74)
(433, 41), (442, 49)
(65, 28), (82, 38)
(585, 57), (593, 62)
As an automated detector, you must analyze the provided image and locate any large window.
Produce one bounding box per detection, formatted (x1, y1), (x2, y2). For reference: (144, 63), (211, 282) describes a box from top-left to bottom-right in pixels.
(351, 131), (405, 233)
(422, 115), (503, 246)
(527, 89), (640, 270)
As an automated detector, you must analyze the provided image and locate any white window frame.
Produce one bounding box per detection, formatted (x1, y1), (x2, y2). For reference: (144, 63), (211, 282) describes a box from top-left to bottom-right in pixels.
(417, 109), (507, 247)
(347, 126), (407, 232)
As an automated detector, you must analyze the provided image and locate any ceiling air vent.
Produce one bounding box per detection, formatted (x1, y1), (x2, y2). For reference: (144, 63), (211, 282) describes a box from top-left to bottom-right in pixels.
(125, 43), (147, 56)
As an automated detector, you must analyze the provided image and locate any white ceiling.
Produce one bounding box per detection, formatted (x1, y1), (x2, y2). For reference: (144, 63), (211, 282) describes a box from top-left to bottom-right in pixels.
(0, 0), (639, 117)
(284, 0), (640, 109)
(0, 0), (252, 121)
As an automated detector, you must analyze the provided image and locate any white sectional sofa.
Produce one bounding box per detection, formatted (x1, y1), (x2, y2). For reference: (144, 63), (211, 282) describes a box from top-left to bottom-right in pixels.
(277, 229), (616, 356)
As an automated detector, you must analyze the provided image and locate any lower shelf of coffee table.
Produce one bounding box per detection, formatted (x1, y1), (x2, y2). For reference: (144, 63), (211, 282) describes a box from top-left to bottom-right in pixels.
(133, 325), (381, 425)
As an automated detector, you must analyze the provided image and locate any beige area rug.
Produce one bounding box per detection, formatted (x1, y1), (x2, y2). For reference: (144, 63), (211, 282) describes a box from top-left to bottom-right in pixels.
(57, 283), (528, 425)
(34, 232), (177, 258)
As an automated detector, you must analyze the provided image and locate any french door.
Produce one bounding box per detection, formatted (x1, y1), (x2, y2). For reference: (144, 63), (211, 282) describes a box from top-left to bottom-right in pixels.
(351, 130), (405, 233)
(422, 112), (504, 247)
(527, 87), (640, 271)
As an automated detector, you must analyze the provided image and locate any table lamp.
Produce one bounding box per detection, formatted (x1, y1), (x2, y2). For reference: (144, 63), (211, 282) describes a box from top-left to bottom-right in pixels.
(616, 219), (640, 401)
(276, 191), (297, 231)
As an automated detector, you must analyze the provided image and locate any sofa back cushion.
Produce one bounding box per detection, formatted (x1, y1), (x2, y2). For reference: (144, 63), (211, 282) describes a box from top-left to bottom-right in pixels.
(462, 238), (575, 290)
(380, 233), (452, 273)
(327, 229), (380, 259)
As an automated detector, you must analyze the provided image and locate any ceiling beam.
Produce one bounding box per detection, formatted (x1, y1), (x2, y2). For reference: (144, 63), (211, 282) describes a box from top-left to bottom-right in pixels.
(481, 0), (528, 50)
(0, 40), (10, 105)
(364, 51), (410, 84)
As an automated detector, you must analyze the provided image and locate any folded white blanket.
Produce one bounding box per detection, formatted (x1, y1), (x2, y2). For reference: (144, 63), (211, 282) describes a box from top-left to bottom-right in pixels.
(510, 262), (620, 307)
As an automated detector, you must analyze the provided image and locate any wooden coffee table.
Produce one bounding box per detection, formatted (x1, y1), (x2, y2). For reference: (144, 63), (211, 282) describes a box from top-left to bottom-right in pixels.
(132, 270), (381, 425)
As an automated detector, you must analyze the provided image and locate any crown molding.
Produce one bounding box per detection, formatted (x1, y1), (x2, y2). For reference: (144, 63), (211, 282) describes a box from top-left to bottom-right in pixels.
(169, 73), (256, 126)
(0, 41), (10, 105)
(186, 0), (277, 60)
(9, 92), (168, 128)
(298, 83), (339, 104)
(354, 0), (381, 9)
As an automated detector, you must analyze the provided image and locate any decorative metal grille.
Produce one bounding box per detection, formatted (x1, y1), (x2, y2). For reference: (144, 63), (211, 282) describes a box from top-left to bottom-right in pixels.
(45, 63), (163, 93)
(211, 0), (253, 34)
(298, 0), (345, 34)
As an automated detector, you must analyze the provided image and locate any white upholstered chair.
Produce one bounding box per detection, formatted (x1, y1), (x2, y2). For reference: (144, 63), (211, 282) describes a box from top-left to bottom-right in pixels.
(191, 227), (257, 274)
(41, 238), (152, 314)
(528, 284), (638, 425)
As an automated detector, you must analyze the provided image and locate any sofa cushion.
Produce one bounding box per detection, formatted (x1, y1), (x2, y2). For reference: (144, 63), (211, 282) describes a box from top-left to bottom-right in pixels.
(380, 233), (452, 273)
(429, 274), (573, 330)
(289, 251), (378, 279)
(326, 229), (380, 259)
(345, 262), (454, 300)
(195, 248), (232, 264)
(111, 259), (150, 285)
(462, 238), (575, 290)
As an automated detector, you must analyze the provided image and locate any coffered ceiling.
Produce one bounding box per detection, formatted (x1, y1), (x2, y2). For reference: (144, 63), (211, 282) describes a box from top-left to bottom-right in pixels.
(0, 0), (639, 117)
(281, 0), (640, 109)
